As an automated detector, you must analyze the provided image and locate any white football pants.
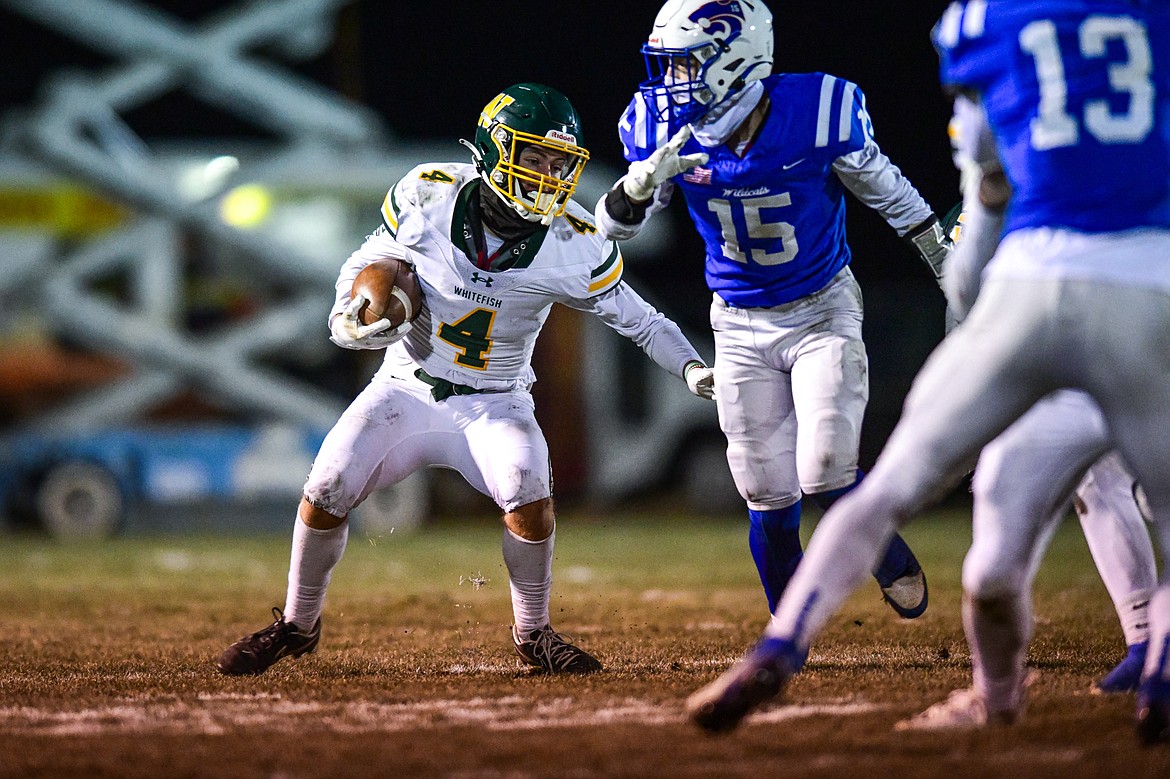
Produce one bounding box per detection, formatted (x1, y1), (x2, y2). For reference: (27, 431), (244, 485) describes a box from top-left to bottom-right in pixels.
(303, 371), (551, 516)
(711, 268), (868, 510)
(767, 228), (1170, 690)
(969, 390), (1155, 654)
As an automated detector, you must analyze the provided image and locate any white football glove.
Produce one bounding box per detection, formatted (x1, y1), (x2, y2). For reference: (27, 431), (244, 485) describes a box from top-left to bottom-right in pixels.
(685, 362), (716, 401)
(329, 294), (412, 350)
(623, 126), (710, 203)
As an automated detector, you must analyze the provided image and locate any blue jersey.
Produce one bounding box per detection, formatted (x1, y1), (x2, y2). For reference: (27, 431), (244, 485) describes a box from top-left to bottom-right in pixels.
(934, 0), (1170, 235)
(619, 73), (874, 307)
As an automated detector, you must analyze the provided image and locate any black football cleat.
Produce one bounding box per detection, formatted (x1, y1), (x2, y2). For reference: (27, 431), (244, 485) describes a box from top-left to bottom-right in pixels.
(512, 624), (603, 674)
(874, 536), (929, 620)
(1136, 676), (1170, 746)
(217, 607), (321, 676)
(879, 562), (929, 619)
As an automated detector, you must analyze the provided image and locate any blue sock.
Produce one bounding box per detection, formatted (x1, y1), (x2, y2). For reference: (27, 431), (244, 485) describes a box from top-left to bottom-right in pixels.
(807, 471), (919, 587)
(748, 503), (803, 613)
(872, 532), (920, 586)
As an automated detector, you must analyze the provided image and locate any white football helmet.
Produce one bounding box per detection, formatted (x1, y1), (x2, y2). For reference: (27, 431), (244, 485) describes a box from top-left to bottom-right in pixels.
(641, 0), (774, 126)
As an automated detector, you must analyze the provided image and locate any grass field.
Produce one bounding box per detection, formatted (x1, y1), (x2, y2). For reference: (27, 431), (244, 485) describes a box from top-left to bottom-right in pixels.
(1, 505), (1168, 778)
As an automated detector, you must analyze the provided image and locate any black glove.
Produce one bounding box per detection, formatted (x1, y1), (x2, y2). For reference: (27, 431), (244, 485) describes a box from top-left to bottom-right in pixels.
(905, 216), (951, 280)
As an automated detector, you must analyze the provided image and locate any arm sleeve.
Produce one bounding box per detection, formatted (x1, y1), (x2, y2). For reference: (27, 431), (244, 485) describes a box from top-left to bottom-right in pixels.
(951, 93), (1002, 173)
(832, 140), (936, 237)
(597, 92), (677, 241)
(943, 97), (1006, 321)
(563, 281), (702, 379)
(593, 180), (674, 241)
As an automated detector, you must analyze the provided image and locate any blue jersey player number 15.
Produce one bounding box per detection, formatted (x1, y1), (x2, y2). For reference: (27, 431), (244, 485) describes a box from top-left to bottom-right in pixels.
(709, 190), (799, 266)
(705, 93), (878, 269)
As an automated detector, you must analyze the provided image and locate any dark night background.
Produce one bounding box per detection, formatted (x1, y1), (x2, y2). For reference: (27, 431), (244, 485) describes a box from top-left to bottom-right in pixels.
(0, 0), (961, 265)
(0, 0), (962, 489)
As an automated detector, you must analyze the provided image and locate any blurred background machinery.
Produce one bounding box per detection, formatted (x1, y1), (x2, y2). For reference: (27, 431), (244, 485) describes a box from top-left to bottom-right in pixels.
(0, 0), (726, 540)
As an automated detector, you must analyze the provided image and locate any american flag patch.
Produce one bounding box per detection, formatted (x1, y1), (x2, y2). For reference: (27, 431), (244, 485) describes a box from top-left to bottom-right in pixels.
(683, 166), (712, 185)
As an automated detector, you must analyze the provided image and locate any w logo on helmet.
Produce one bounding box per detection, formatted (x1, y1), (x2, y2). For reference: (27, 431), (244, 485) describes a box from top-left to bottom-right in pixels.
(479, 93), (515, 129)
(688, 0), (746, 39)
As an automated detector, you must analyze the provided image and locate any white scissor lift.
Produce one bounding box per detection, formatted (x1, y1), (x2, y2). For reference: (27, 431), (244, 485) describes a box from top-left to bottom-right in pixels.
(0, 0), (725, 540)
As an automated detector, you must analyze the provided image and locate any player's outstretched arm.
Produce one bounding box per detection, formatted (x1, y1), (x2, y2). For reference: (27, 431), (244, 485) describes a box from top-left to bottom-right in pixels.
(568, 282), (714, 401)
(594, 126), (707, 241)
(623, 126), (709, 202)
(684, 360), (716, 400)
(942, 96), (1010, 321)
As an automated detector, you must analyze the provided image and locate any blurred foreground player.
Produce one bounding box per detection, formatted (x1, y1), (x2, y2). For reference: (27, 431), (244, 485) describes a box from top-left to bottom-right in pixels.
(895, 197), (1158, 728)
(218, 83), (714, 677)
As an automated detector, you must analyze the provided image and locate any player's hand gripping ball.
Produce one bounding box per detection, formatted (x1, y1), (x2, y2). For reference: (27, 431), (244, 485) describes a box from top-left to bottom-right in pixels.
(351, 258), (424, 328)
(330, 259), (425, 351)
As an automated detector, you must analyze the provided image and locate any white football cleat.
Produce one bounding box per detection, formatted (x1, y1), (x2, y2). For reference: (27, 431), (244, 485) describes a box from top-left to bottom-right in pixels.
(894, 688), (1018, 731)
(880, 567), (928, 619)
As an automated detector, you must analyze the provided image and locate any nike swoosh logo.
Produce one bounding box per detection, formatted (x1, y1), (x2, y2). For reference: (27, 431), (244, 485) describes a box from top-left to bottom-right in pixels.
(782, 158), (806, 170)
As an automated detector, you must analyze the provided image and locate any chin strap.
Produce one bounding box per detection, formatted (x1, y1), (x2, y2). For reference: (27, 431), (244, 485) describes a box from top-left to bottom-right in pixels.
(460, 138), (485, 173)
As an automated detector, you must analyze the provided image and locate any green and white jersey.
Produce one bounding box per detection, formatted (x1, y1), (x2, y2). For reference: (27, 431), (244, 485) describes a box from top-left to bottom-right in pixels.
(332, 162), (701, 393)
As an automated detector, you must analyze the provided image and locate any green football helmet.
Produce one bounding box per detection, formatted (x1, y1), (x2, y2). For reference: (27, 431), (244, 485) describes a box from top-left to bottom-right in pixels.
(471, 83), (590, 224)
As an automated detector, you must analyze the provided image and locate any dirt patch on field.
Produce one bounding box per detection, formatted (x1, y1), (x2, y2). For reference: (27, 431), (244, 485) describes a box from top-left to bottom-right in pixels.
(1, 518), (1168, 777)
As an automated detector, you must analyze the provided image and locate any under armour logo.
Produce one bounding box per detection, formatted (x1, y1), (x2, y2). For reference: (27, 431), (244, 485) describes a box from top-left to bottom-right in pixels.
(471, 272), (494, 287)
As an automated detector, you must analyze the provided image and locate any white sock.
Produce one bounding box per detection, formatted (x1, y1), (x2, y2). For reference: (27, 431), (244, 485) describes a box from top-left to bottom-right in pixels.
(283, 518), (348, 631)
(502, 526), (553, 635)
(1117, 590), (1153, 647)
(1076, 456), (1157, 647)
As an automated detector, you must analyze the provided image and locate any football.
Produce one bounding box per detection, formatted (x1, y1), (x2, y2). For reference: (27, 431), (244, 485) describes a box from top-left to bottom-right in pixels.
(351, 259), (424, 328)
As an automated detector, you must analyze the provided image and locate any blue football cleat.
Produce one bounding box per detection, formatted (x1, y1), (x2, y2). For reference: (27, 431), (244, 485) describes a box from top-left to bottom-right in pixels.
(686, 637), (804, 733)
(1095, 642), (1148, 694)
(1136, 676), (1170, 746)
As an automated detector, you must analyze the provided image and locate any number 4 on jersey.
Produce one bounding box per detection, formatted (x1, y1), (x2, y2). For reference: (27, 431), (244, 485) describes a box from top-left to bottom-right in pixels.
(438, 308), (495, 369)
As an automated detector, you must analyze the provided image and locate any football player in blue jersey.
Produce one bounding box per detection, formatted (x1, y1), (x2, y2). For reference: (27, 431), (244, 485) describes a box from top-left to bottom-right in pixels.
(939, 203), (1156, 703)
(684, 0), (1170, 743)
(595, 0), (947, 623)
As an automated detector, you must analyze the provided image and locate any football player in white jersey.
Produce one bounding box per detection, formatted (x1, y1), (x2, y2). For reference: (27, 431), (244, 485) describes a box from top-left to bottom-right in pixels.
(686, 0), (1170, 744)
(594, 0), (947, 623)
(217, 83), (715, 677)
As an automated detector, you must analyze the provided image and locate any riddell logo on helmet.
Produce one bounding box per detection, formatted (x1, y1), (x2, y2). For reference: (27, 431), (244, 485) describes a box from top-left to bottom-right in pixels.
(546, 130), (577, 144)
